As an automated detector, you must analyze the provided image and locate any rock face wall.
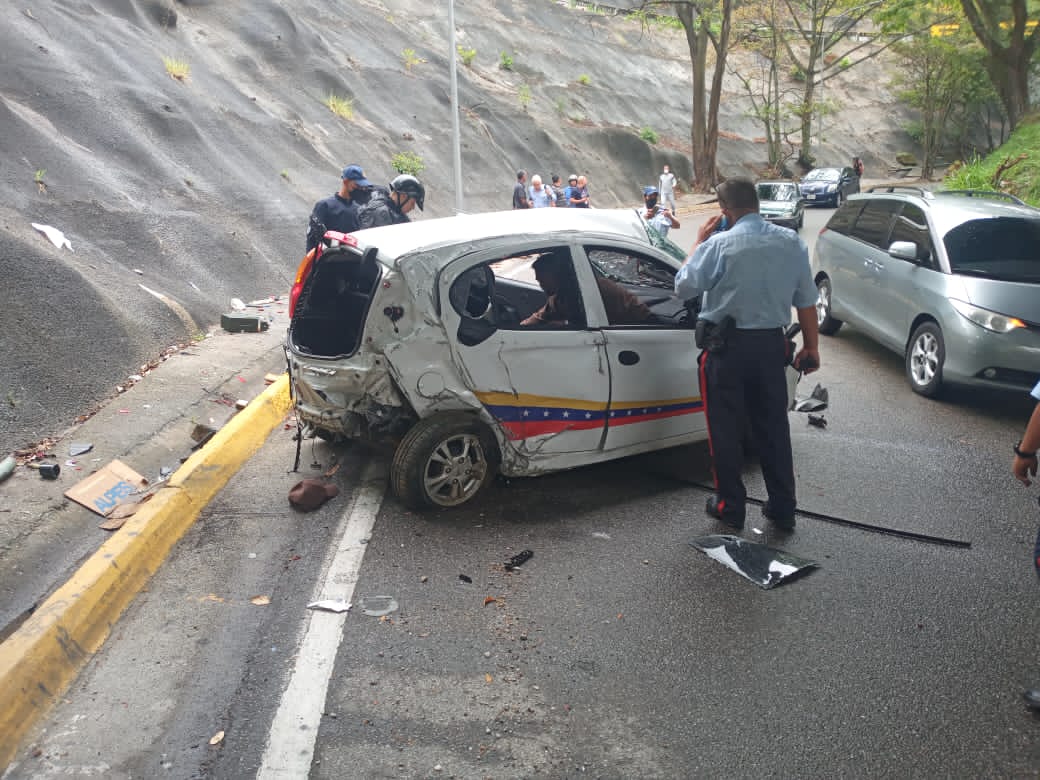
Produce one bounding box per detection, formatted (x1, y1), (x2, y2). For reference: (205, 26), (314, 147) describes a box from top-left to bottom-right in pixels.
(0, 0), (912, 446)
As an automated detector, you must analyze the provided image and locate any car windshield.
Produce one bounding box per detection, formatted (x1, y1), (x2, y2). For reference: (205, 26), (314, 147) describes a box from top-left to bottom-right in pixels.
(943, 217), (1040, 281)
(758, 183), (796, 200)
(804, 169), (839, 182)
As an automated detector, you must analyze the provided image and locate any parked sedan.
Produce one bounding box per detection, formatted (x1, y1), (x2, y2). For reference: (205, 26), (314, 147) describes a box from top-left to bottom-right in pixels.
(286, 209), (810, 508)
(756, 180), (805, 230)
(799, 166), (860, 207)
(813, 188), (1040, 397)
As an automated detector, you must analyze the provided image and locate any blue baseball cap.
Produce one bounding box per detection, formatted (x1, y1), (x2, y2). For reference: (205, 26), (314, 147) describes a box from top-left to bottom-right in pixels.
(643, 185), (659, 196)
(341, 165), (372, 186)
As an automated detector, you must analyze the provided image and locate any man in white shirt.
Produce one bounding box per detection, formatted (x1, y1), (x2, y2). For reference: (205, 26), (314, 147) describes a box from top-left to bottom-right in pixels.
(658, 165), (677, 212)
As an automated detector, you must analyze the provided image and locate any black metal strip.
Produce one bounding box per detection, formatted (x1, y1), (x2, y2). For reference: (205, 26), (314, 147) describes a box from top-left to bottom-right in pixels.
(689, 481), (973, 549)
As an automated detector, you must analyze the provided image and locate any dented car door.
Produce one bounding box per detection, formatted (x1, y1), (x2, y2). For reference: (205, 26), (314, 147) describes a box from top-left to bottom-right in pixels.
(439, 247), (610, 458)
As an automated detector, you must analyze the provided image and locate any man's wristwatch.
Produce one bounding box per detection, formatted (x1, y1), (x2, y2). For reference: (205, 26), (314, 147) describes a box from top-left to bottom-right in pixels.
(1014, 441), (1037, 458)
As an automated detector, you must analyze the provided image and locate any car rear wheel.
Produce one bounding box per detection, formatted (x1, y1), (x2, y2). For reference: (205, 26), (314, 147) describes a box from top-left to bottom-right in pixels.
(815, 277), (843, 335)
(906, 322), (945, 397)
(391, 413), (500, 509)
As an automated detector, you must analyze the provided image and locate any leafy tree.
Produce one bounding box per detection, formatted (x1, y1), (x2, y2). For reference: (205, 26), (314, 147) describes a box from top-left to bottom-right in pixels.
(957, 0), (1040, 128)
(729, 0), (802, 172)
(638, 0), (735, 190)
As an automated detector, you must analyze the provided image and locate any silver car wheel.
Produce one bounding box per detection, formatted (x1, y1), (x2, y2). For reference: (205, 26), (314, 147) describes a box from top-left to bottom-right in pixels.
(910, 331), (940, 386)
(422, 433), (489, 507)
(816, 282), (831, 327)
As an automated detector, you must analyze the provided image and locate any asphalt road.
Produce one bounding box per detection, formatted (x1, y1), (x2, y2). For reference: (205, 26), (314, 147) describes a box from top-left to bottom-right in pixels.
(7, 207), (1040, 778)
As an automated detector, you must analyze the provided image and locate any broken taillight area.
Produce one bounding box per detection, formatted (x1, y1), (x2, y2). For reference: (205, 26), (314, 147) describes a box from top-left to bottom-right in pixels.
(288, 244), (381, 358)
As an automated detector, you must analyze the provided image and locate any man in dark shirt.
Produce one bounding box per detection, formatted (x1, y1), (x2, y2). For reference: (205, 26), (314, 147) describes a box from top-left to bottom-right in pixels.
(306, 164), (372, 251)
(512, 169), (531, 209)
(357, 174), (425, 229)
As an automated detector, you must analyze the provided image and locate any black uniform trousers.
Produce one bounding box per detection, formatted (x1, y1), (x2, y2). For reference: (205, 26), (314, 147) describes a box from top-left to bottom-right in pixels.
(699, 328), (796, 524)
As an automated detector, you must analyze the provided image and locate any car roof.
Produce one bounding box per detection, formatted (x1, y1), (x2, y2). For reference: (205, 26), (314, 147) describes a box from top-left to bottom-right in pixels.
(848, 189), (1040, 222)
(351, 208), (654, 266)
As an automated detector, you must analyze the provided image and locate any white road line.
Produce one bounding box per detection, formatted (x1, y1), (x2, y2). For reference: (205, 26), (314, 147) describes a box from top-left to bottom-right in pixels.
(257, 460), (387, 779)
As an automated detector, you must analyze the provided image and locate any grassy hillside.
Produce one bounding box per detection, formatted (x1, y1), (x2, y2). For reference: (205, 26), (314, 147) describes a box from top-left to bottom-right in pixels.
(944, 115), (1040, 206)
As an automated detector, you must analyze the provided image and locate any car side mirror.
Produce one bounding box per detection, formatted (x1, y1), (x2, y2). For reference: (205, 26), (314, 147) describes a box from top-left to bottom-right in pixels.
(888, 240), (919, 262)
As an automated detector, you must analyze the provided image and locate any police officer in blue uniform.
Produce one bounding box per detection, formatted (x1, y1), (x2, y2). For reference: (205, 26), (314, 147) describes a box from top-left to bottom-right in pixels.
(675, 177), (820, 530)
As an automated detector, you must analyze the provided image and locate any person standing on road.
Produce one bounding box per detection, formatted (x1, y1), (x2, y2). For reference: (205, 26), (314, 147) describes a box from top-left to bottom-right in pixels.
(357, 174), (425, 228)
(513, 169), (531, 209)
(551, 174), (568, 208)
(639, 185), (679, 237)
(659, 164), (678, 213)
(674, 177), (820, 531)
(563, 174), (579, 207)
(528, 174), (555, 208)
(570, 174), (590, 208)
(1010, 377), (1040, 711)
(305, 164), (373, 251)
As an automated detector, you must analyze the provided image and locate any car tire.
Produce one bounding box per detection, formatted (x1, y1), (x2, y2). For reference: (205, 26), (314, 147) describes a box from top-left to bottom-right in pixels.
(391, 413), (500, 510)
(797, 212), (804, 230)
(906, 321), (945, 397)
(815, 277), (843, 335)
(835, 191), (844, 208)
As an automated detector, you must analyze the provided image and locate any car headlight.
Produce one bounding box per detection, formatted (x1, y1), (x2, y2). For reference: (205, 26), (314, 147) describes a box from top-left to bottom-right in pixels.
(950, 298), (1027, 333)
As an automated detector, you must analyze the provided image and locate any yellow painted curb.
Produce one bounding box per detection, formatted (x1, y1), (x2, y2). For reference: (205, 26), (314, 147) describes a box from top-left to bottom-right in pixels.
(0, 374), (292, 770)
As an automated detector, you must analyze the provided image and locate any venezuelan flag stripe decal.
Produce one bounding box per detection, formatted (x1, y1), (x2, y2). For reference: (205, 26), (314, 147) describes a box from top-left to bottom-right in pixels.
(475, 392), (703, 440)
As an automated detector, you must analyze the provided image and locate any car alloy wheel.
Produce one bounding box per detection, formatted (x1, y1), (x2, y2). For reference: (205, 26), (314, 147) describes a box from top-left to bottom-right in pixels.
(906, 321), (945, 397)
(391, 413), (499, 509)
(815, 277), (842, 335)
(835, 191), (844, 208)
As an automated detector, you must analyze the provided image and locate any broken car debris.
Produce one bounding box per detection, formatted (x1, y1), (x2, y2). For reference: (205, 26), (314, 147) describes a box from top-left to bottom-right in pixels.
(689, 534), (818, 589)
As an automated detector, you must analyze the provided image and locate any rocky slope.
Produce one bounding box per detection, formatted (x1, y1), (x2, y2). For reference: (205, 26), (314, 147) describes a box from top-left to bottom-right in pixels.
(0, 0), (915, 447)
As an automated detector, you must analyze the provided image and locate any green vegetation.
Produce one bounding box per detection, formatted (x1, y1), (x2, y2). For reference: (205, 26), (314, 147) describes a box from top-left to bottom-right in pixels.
(518, 84), (531, 111)
(457, 45), (476, 67)
(162, 56), (190, 81)
(391, 151), (425, 176)
(577, 74), (591, 86)
(324, 94), (354, 121)
(402, 48), (425, 71)
(639, 126), (659, 144)
(839, 57), (852, 69)
(944, 116), (1040, 205)
(280, 169), (289, 180)
(499, 51), (513, 70)
(34, 169), (45, 184)
(554, 97), (567, 115)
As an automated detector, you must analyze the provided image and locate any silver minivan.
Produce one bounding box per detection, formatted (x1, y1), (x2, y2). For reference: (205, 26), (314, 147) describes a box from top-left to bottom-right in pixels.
(812, 187), (1040, 396)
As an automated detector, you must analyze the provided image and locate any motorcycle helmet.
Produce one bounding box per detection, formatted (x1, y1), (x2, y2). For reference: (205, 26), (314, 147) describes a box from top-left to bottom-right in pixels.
(390, 174), (425, 211)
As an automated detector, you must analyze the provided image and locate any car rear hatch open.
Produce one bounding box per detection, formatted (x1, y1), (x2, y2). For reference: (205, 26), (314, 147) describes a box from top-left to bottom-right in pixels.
(288, 242), (381, 358)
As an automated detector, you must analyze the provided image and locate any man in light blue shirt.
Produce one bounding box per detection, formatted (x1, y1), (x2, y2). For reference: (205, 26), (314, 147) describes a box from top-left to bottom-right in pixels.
(674, 177), (820, 531)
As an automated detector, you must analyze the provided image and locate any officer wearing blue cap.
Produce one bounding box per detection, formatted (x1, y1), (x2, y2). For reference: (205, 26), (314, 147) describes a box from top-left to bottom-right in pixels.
(640, 185), (680, 238)
(305, 164), (373, 251)
(675, 177), (820, 531)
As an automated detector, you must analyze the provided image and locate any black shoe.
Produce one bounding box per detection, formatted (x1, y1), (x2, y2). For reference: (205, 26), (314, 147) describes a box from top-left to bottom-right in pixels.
(1025, 689), (1040, 711)
(706, 496), (744, 529)
(762, 502), (796, 530)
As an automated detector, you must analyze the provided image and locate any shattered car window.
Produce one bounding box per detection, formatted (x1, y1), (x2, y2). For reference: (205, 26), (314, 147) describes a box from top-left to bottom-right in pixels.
(587, 248), (675, 290)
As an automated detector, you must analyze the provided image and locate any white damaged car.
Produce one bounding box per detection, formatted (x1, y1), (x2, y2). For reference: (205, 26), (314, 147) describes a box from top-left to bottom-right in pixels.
(286, 209), (807, 509)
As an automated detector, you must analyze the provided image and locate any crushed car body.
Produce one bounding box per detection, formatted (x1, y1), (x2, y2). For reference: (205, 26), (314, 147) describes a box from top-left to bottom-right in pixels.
(286, 208), (813, 509)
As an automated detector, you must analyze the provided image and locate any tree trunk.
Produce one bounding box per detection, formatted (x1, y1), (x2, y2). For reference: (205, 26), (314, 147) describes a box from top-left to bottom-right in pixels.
(678, 4), (712, 192)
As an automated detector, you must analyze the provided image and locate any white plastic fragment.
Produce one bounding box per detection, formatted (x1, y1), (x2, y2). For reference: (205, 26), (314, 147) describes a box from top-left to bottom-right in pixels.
(31, 222), (72, 250)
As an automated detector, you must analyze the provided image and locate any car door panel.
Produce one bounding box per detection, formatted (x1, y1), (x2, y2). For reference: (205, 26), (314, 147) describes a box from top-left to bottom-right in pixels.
(601, 330), (706, 450)
(440, 247), (610, 457)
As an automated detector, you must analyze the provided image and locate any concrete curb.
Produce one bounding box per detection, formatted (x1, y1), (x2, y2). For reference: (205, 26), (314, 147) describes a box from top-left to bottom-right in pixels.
(0, 374), (292, 770)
